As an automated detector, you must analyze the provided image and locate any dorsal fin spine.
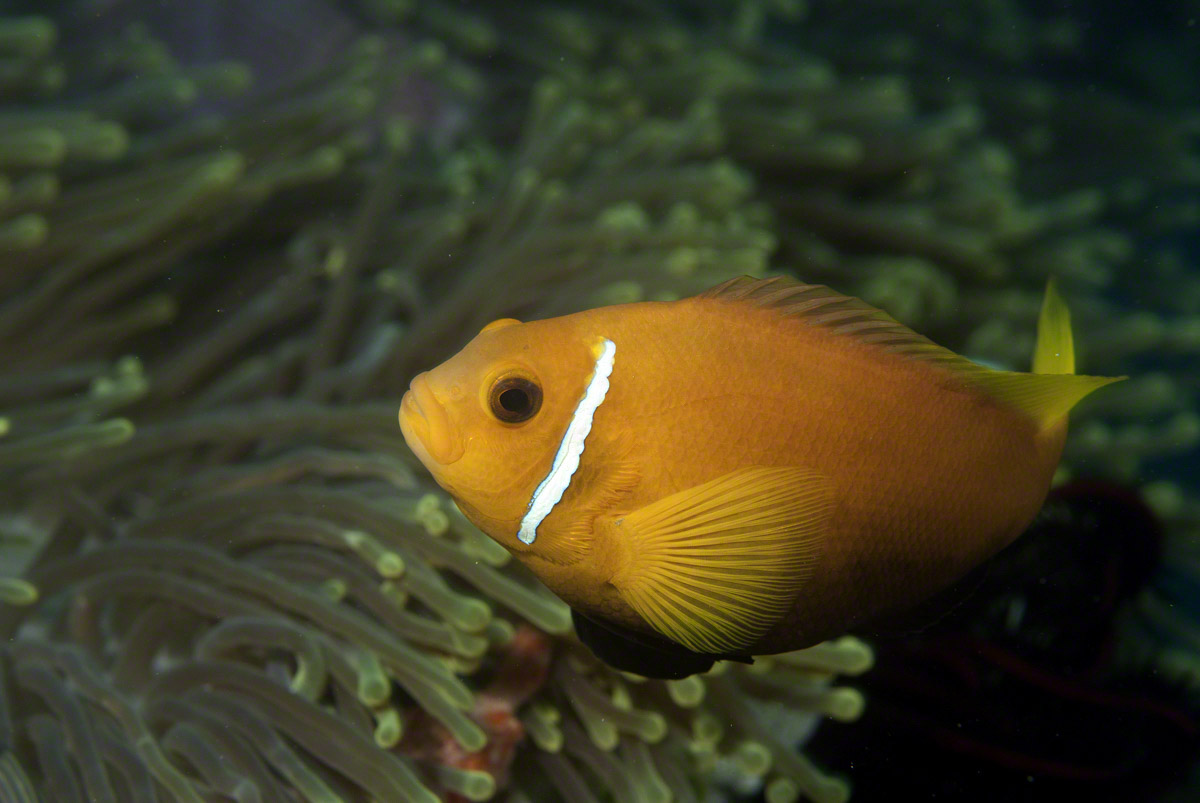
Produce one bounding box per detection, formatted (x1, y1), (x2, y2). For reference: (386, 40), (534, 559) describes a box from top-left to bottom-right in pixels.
(697, 274), (1125, 429)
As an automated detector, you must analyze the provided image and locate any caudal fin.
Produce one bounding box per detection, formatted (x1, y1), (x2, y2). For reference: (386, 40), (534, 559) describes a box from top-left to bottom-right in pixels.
(1033, 277), (1075, 375)
(964, 279), (1125, 430)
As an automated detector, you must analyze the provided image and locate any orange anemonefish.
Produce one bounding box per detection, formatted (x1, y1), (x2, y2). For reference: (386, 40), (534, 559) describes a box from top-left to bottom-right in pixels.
(399, 275), (1123, 678)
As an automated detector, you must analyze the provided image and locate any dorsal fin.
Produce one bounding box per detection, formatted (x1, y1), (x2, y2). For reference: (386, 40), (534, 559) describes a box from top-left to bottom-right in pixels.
(697, 275), (1124, 430)
(697, 274), (980, 371)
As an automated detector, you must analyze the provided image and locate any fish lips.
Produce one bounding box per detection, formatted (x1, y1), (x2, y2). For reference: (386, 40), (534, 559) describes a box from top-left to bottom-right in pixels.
(399, 373), (464, 467)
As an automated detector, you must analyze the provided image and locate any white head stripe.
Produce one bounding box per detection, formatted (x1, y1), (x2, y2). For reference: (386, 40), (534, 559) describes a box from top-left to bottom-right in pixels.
(517, 338), (616, 545)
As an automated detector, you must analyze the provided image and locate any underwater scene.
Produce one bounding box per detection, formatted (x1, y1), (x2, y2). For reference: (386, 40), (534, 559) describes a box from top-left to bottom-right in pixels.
(0, 0), (1198, 801)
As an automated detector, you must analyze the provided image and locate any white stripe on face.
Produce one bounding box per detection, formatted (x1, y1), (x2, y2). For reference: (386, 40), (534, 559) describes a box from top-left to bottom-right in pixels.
(517, 338), (616, 545)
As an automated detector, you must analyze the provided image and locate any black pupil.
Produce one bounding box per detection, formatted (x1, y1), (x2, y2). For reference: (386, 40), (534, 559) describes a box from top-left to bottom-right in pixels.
(498, 387), (530, 414)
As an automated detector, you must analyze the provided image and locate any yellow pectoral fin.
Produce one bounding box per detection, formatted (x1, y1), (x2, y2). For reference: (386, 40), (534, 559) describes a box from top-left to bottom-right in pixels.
(602, 467), (834, 655)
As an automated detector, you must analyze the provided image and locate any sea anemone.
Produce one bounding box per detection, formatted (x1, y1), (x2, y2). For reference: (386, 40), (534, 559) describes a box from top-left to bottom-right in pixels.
(0, 6), (873, 801)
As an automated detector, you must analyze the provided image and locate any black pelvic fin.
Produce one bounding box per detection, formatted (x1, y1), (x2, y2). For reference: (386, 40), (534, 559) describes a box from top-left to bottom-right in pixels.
(571, 608), (753, 680)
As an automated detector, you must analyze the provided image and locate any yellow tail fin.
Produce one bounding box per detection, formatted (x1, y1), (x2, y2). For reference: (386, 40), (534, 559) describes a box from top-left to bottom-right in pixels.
(964, 279), (1125, 430)
(1033, 277), (1075, 375)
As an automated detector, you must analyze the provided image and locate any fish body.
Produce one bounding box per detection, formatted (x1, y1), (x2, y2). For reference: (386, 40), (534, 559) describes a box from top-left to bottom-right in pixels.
(400, 276), (1122, 666)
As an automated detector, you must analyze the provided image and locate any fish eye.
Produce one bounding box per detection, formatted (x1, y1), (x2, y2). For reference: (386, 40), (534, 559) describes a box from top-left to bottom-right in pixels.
(488, 376), (542, 424)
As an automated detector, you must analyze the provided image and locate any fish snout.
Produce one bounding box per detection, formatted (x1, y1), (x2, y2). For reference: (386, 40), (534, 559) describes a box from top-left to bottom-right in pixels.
(399, 372), (464, 466)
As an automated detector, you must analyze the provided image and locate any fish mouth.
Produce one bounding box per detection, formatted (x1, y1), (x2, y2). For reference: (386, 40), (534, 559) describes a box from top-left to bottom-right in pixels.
(399, 373), (463, 466)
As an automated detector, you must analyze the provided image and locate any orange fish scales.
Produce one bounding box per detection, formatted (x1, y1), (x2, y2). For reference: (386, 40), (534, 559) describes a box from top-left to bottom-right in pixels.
(593, 293), (1044, 648)
(399, 275), (1123, 672)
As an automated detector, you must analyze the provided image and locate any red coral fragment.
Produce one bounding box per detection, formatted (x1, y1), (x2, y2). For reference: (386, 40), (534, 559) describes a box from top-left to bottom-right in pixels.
(399, 625), (554, 801)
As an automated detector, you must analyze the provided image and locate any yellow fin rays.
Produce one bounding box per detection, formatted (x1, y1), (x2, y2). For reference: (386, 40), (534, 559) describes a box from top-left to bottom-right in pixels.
(603, 466), (834, 655)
